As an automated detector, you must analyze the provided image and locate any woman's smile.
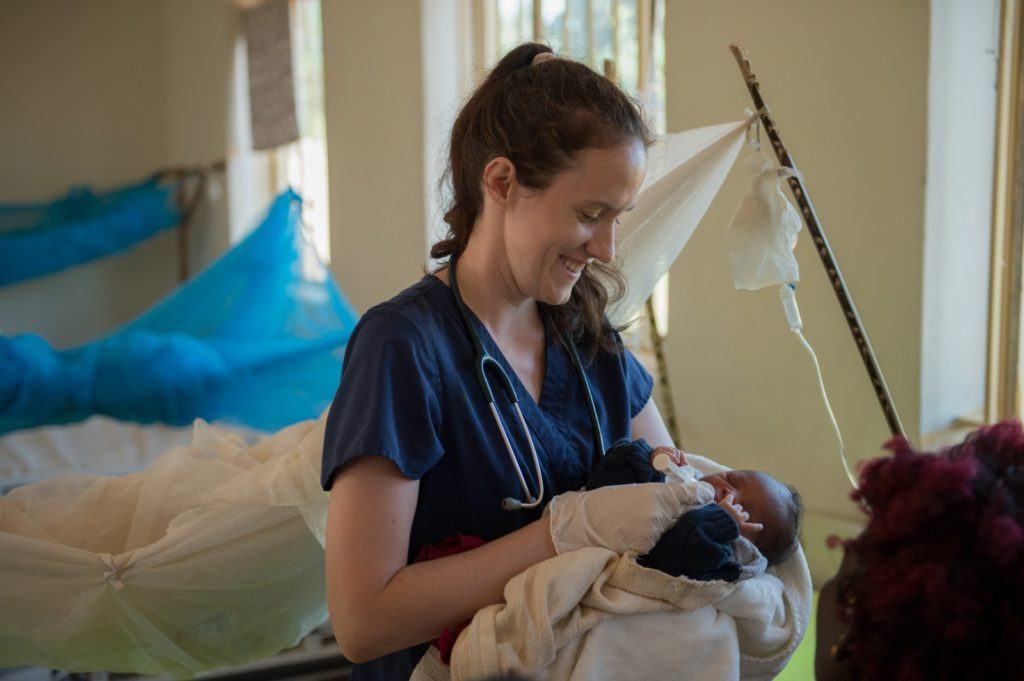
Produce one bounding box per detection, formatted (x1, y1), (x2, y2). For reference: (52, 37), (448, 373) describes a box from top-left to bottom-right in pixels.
(558, 255), (587, 278)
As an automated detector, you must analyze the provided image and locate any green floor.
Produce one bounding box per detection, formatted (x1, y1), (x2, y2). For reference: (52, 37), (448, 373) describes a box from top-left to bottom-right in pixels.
(774, 592), (817, 680)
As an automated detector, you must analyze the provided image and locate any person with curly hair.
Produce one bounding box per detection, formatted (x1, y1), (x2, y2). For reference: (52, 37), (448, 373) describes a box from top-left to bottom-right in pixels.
(816, 420), (1024, 680)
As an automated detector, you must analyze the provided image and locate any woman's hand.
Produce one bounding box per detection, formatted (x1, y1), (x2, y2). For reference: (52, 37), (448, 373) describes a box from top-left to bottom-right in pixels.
(547, 482), (711, 556)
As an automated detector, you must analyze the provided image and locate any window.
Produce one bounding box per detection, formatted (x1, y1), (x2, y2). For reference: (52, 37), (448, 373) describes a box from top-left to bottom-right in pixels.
(271, 0), (330, 276)
(229, 0), (329, 279)
(484, 0), (665, 133)
(482, 0), (669, 339)
(986, 0), (1024, 423)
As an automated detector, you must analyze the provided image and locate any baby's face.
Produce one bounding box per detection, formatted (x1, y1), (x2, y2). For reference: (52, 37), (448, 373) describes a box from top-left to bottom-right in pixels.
(700, 470), (790, 542)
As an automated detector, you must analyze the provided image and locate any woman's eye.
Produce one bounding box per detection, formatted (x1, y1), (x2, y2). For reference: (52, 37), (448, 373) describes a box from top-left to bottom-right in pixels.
(579, 212), (600, 223)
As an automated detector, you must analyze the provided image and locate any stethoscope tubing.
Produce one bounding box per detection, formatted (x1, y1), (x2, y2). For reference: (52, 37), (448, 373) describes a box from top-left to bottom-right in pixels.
(447, 252), (605, 511)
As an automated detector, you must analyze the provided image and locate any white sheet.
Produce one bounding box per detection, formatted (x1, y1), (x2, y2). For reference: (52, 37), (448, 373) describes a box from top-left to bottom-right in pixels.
(0, 416), (261, 493)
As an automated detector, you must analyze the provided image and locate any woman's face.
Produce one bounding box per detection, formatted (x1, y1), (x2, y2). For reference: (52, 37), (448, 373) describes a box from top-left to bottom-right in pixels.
(503, 139), (647, 305)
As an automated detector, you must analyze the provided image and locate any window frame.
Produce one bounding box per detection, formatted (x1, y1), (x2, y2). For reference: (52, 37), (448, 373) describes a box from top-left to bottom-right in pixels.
(986, 0), (1024, 423)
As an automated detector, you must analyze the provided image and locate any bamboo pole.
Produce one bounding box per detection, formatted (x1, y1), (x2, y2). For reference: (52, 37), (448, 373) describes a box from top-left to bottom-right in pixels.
(729, 44), (906, 440)
(156, 159), (226, 283)
(645, 296), (681, 446)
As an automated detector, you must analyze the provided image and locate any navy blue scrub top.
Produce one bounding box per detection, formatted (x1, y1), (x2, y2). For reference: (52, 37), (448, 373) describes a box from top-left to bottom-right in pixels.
(321, 274), (653, 680)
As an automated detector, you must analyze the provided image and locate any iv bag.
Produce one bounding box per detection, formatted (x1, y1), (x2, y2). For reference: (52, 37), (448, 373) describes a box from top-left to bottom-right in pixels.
(726, 152), (802, 291)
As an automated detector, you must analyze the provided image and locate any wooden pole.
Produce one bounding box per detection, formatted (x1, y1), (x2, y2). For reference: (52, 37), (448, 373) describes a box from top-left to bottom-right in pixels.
(645, 296), (681, 447)
(729, 44), (906, 440)
(157, 159), (226, 284)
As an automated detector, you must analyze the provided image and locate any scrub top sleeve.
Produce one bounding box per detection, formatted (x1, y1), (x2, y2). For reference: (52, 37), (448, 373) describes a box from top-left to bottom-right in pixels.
(620, 338), (655, 420)
(320, 307), (444, 490)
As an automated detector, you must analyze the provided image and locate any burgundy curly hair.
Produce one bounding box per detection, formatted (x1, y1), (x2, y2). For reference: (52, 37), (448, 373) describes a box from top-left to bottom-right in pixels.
(836, 420), (1024, 679)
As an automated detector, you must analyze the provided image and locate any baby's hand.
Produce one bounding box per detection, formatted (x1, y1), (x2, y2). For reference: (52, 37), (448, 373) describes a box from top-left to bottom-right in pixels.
(650, 446), (687, 470)
(717, 492), (764, 537)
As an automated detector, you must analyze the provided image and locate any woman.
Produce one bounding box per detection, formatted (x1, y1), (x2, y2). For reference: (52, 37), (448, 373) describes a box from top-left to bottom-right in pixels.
(815, 420), (1024, 679)
(320, 43), (692, 679)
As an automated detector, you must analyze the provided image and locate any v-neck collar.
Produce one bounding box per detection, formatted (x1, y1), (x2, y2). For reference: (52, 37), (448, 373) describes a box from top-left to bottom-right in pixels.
(425, 273), (592, 493)
(463, 300), (568, 418)
(428, 273), (571, 456)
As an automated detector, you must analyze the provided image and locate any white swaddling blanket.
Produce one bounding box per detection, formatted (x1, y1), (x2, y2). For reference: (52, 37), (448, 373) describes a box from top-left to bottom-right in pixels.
(411, 454), (812, 681)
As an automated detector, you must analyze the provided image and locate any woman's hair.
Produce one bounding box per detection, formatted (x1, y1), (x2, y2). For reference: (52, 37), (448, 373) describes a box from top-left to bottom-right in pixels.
(837, 420), (1024, 679)
(432, 42), (656, 357)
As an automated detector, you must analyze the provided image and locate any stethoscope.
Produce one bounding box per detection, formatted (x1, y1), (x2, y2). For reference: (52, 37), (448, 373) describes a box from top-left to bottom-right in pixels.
(448, 252), (606, 511)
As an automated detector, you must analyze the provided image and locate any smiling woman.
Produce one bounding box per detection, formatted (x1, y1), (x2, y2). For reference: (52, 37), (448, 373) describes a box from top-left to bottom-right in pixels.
(320, 43), (681, 680)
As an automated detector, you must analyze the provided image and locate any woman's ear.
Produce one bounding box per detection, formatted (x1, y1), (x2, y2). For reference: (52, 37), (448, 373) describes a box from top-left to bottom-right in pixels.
(481, 156), (516, 206)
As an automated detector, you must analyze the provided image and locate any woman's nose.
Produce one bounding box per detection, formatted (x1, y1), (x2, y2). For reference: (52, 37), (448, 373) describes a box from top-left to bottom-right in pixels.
(587, 223), (616, 264)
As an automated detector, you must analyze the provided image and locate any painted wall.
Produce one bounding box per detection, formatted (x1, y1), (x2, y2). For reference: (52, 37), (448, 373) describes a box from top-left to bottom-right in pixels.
(0, 0), (174, 347)
(322, 0), (430, 315)
(0, 0), (236, 348)
(662, 1), (929, 576)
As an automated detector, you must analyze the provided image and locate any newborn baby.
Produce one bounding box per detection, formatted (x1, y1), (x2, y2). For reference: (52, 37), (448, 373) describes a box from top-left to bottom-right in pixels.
(586, 439), (803, 580)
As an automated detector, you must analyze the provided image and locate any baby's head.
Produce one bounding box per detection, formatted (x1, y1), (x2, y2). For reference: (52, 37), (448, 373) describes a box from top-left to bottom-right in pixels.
(700, 469), (803, 565)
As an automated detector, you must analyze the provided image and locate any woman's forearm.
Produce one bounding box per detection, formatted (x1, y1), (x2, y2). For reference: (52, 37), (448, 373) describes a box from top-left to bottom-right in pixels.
(338, 517), (556, 663)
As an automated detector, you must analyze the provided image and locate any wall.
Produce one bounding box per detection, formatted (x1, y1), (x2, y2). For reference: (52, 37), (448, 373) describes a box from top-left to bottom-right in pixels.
(321, 0), (430, 314)
(0, 0), (174, 347)
(160, 0), (237, 270)
(662, 1), (929, 576)
(0, 0), (236, 348)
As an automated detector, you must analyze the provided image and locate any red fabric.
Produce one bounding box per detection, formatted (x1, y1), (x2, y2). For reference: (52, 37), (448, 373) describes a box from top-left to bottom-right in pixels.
(414, 534), (487, 664)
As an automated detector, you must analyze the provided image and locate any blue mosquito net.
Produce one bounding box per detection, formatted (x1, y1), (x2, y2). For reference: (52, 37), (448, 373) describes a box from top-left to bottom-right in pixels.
(0, 179), (182, 287)
(0, 190), (359, 434)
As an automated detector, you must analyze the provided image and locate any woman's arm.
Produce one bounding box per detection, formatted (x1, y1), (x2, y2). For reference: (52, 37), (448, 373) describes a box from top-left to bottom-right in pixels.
(630, 396), (675, 449)
(324, 455), (556, 664)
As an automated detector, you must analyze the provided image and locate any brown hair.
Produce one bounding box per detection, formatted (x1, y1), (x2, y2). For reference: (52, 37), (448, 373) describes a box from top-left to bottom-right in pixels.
(431, 43), (656, 358)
